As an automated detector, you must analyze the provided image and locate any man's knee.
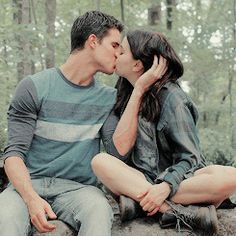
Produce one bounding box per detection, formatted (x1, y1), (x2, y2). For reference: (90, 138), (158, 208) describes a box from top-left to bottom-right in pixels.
(0, 188), (29, 223)
(0, 196), (31, 236)
(78, 187), (113, 222)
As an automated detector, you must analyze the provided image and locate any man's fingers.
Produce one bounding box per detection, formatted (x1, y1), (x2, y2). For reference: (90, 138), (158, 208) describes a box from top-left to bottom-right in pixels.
(45, 205), (57, 219)
(31, 215), (49, 233)
(35, 213), (56, 233)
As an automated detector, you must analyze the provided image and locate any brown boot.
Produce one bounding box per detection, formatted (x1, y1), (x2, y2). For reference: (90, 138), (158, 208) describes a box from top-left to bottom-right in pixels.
(160, 201), (218, 235)
(119, 195), (145, 222)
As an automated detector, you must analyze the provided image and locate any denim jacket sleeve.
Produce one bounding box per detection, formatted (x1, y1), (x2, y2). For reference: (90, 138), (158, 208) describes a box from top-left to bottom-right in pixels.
(100, 110), (131, 161)
(155, 88), (205, 197)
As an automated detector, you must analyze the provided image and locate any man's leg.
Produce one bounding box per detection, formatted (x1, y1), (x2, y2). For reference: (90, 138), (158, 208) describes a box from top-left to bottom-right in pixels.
(51, 180), (113, 236)
(0, 185), (31, 236)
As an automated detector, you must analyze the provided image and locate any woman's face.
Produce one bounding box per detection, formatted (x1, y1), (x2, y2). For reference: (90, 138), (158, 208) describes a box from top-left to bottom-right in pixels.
(115, 37), (137, 80)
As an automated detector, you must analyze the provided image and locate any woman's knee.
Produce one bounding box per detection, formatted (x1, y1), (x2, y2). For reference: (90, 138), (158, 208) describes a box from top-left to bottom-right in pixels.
(92, 153), (108, 170)
(91, 153), (116, 177)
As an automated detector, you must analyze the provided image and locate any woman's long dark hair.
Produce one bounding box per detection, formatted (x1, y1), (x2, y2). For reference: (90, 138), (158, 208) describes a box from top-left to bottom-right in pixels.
(114, 30), (184, 122)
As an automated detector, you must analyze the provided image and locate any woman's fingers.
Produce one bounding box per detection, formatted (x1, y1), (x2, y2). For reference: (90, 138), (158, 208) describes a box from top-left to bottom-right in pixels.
(137, 190), (148, 199)
(151, 55), (158, 70)
(147, 206), (160, 216)
(153, 56), (167, 78)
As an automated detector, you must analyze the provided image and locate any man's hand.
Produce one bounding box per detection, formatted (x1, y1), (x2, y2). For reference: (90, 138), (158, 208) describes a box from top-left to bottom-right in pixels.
(134, 55), (167, 95)
(27, 194), (57, 233)
(137, 182), (171, 216)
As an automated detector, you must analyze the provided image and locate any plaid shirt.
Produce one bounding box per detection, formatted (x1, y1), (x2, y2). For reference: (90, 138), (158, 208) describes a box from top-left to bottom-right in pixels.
(101, 81), (206, 197)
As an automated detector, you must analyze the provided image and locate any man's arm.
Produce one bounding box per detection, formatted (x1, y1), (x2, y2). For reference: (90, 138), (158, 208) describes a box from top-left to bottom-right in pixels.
(5, 157), (57, 232)
(3, 78), (56, 233)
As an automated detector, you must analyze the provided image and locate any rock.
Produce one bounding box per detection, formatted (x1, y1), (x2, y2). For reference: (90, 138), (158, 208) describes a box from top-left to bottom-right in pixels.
(32, 221), (76, 236)
(112, 208), (236, 236)
(1, 160), (235, 236)
(33, 207), (236, 236)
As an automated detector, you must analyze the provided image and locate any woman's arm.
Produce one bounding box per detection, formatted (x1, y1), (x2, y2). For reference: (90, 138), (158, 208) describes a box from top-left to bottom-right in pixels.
(156, 95), (205, 197)
(109, 56), (167, 156)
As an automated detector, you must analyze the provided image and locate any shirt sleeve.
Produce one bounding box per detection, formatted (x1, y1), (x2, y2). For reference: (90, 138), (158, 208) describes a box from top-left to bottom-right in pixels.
(155, 100), (206, 197)
(3, 77), (40, 162)
(100, 110), (131, 161)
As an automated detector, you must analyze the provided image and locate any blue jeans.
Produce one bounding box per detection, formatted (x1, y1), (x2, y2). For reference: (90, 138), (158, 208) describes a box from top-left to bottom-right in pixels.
(0, 177), (113, 236)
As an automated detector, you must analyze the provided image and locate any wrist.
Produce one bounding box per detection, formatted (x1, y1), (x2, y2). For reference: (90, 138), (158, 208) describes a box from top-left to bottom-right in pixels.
(132, 86), (144, 99)
(21, 187), (39, 204)
(160, 181), (171, 193)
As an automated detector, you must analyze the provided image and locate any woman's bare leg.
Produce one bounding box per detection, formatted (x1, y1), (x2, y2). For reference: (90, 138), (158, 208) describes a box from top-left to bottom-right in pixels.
(92, 153), (171, 213)
(172, 165), (236, 207)
(92, 154), (236, 210)
(92, 153), (152, 200)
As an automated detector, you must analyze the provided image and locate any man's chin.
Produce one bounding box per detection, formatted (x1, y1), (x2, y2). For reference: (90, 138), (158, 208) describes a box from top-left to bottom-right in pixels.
(106, 71), (114, 75)
(102, 68), (115, 75)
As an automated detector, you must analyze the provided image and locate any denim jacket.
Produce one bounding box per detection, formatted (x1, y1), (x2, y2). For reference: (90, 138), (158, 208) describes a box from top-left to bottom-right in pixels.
(101, 82), (206, 197)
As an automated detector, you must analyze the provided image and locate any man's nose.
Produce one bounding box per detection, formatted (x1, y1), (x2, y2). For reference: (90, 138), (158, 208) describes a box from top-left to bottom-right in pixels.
(115, 47), (121, 58)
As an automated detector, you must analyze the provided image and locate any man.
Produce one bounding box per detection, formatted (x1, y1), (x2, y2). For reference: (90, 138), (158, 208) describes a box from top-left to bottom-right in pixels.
(0, 11), (123, 236)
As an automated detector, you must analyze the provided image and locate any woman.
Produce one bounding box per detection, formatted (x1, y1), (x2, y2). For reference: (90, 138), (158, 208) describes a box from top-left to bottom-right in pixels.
(92, 30), (236, 234)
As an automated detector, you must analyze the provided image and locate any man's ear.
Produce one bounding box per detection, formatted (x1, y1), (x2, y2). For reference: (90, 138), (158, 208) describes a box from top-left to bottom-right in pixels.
(87, 34), (98, 49)
(133, 60), (144, 73)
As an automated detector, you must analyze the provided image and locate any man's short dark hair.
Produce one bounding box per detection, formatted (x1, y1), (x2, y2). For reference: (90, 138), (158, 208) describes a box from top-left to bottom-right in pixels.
(70, 11), (124, 53)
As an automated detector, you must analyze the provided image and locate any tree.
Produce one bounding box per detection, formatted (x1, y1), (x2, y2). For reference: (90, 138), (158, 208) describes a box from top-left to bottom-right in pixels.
(13, 0), (32, 81)
(45, 0), (56, 68)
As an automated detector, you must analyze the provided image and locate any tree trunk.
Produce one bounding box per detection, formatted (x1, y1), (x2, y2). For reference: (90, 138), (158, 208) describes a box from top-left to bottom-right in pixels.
(120, 0), (124, 22)
(30, 0), (44, 71)
(94, 0), (100, 11)
(230, 0), (236, 147)
(45, 0), (56, 69)
(148, 5), (161, 25)
(166, 0), (174, 30)
(13, 0), (32, 82)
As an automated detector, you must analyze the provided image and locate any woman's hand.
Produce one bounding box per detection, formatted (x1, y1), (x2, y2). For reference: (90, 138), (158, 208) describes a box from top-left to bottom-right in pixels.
(137, 182), (171, 216)
(134, 55), (167, 95)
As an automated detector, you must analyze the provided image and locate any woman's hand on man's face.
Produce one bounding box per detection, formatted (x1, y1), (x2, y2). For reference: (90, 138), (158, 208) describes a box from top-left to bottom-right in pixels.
(134, 55), (167, 95)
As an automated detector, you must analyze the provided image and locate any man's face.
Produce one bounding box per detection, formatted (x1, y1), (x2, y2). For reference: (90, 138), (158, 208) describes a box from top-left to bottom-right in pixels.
(93, 28), (121, 75)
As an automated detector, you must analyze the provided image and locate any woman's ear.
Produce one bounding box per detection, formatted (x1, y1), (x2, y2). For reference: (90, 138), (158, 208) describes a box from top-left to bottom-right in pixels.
(133, 60), (144, 73)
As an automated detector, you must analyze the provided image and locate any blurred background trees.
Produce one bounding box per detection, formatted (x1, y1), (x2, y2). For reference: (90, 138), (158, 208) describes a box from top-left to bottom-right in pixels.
(0, 0), (235, 166)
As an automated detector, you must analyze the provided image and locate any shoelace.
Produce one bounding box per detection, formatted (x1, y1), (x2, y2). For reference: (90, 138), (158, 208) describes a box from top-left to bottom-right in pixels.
(167, 208), (194, 234)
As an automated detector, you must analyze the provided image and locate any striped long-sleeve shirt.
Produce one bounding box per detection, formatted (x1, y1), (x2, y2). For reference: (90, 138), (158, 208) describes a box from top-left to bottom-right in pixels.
(3, 68), (116, 185)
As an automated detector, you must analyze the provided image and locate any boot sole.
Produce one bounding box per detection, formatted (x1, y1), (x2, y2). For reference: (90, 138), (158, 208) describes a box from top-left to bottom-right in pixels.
(202, 205), (218, 235)
(119, 195), (137, 222)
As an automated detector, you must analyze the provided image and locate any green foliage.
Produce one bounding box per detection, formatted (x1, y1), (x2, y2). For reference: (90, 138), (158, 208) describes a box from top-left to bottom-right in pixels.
(199, 128), (235, 166)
